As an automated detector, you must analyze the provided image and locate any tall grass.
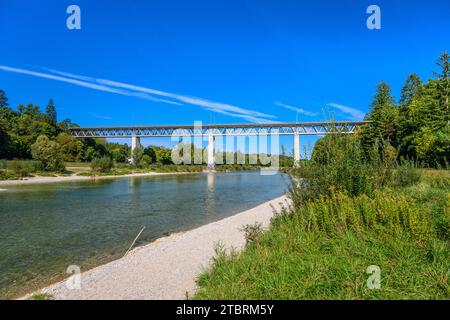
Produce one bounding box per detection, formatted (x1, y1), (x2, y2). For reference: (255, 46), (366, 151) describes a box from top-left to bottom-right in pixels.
(193, 134), (450, 300)
(0, 160), (44, 179)
(288, 135), (424, 208)
(275, 190), (432, 243)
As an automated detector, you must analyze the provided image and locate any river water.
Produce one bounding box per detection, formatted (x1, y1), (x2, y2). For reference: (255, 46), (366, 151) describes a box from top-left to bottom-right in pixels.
(0, 171), (288, 299)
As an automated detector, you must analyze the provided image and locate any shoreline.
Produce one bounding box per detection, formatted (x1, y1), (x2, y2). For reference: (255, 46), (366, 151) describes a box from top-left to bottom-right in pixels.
(0, 171), (193, 187)
(22, 194), (289, 300)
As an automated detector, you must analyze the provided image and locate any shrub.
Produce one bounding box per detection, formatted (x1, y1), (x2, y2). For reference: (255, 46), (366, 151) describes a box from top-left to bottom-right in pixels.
(0, 169), (19, 180)
(289, 134), (384, 208)
(141, 154), (152, 167)
(241, 222), (264, 244)
(285, 190), (432, 242)
(390, 159), (422, 187)
(289, 134), (429, 209)
(131, 145), (144, 167)
(28, 293), (53, 300)
(91, 156), (114, 173)
(30, 136), (65, 172)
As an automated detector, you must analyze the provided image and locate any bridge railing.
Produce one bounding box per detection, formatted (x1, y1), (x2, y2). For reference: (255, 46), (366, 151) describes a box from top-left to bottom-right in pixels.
(69, 121), (369, 138)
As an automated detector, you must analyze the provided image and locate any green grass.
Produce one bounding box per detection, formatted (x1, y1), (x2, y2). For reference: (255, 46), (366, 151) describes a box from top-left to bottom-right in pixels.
(65, 162), (91, 168)
(0, 160), (74, 180)
(75, 164), (265, 177)
(195, 232), (448, 299)
(194, 176), (449, 300)
(1, 159), (268, 180)
(28, 293), (53, 300)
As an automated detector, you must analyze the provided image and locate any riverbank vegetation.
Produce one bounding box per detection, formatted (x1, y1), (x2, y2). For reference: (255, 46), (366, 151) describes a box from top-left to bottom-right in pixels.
(0, 91), (293, 180)
(194, 148), (449, 300)
(194, 52), (449, 300)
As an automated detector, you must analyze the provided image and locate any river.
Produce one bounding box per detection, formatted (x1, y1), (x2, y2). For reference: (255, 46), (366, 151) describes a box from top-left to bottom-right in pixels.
(0, 171), (288, 299)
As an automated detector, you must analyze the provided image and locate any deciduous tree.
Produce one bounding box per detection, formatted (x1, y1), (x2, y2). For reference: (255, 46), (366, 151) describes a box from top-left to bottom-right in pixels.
(31, 135), (65, 171)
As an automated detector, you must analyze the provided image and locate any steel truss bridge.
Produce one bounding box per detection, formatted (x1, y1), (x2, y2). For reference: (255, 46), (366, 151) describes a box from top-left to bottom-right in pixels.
(69, 121), (368, 138)
(69, 121), (368, 168)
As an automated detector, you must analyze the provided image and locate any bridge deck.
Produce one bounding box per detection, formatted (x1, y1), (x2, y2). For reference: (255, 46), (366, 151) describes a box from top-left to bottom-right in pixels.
(69, 121), (369, 138)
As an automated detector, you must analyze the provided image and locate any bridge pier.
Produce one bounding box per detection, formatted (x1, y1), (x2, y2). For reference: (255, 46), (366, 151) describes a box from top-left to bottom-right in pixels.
(69, 122), (368, 169)
(207, 134), (215, 170)
(131, 134), (141, 164)
(293, 133), (300, 167)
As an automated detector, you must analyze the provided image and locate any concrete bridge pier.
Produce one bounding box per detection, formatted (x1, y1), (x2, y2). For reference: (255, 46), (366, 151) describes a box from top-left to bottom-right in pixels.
(207, 134), (215, 170)
(131, 134), (141, 164)
(293, 133), (300, 167)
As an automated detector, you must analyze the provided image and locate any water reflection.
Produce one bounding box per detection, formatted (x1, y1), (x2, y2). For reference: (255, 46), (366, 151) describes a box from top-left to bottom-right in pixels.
(0, 171), (287, 299)
(205, 173), (216, 216)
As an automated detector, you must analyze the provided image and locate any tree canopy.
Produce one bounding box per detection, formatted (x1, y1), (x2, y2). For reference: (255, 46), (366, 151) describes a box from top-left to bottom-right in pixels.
(357, 52), (448, 166)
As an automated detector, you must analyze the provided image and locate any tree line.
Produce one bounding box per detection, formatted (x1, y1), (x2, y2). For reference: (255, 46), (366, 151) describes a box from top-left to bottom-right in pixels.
(1, 51), (447, 170)
(315, 51), (449, 167)
(0, 96), (176, 170)
(0, 94), (294, 171)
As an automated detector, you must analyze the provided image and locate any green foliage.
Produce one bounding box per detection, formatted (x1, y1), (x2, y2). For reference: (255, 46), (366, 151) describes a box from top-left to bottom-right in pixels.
(146, 164), (204, 173)
(391, 159), (423, 187)
(194, 214), (448, 299)
(0, 169), (20, 180)
(28, 293), (53, 300)
(279, 144), (294, 167)
(30, 135), (65, 172)
(0, 160), (42, 170)
(0, 90), (127, 165)
(361, 81), (400, 153)
(107, 142), (130, 163)
(400, 73), (423, 108)
(284, 190), (432, 242)
(0, 120), (12, 158)
(36, 145), (64, 172)
(143, 146), (157, 163)
(131, 145), (144, 167)
(0, 160), (44, 179)
(360, 52), (450, 167)
(155, 146), (173, 164)
(45, 99), (57, 126)
(241, 222), (264, 244)
(91, 156), (114, 173)
(141, 154), (152, 166)
(194, 133), (449, 300)
(296, 134), (386, 207)
(56, 132), (83, 162)
(80, 138), (109, 162)
(0, 89), (9, 108)
(433, 51), (450, 116)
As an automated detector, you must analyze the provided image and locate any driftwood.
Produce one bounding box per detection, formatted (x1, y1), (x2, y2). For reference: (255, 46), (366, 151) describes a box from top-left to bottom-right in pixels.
(124, 226), (146, 257)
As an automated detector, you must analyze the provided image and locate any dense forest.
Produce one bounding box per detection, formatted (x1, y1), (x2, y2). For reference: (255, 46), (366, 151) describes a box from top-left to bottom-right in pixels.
(314, 51), (449, 167)
(0, 94), (177, 170)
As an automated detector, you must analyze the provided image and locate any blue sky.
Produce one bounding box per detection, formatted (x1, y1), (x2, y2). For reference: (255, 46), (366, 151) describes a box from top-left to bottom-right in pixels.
(0, 0), (449, 150)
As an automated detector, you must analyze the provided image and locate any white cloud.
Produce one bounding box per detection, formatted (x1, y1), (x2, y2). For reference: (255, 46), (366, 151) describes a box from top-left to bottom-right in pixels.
(88, 112), (113, 120)
(327, 103), (366, 120)
(93, 79), (275, 121)
(275, 101), (318, 117)
(205, 108), (274, 124)
(0, 65), (181, 106)
(27, 66), (275, 123)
